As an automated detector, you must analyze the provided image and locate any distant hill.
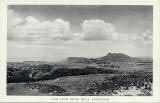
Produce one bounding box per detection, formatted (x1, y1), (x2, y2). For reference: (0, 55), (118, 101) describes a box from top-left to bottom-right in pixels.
(67, 53), (141, 63)
(22, 53), (143, 64)
(97, 53), (141, 62)
(23, 61), (49, 64)
(67, 57), (93, 64)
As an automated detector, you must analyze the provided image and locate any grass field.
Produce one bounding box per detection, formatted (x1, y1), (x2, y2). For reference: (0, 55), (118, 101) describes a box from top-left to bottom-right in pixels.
(7, 61), (153, 96)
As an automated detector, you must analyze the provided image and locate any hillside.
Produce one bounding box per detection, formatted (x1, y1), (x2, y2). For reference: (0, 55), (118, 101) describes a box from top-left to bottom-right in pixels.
(97, 53), (141, 62)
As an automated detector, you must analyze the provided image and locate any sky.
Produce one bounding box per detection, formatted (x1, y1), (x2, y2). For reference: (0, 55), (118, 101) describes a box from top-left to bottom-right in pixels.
(7, 5), (153, 62)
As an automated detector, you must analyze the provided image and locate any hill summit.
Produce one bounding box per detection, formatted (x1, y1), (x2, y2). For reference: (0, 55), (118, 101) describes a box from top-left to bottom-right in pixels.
(97, 53), (138, 62)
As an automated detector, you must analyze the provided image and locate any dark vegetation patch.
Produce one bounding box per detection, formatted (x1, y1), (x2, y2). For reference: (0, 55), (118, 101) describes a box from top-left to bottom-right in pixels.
(7, 64), (118, 83)
(83, 73), (152, 96)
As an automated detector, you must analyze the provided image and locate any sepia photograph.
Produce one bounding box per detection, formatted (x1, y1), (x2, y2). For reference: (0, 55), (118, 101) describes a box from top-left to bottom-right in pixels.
(7, 5), (154, 96)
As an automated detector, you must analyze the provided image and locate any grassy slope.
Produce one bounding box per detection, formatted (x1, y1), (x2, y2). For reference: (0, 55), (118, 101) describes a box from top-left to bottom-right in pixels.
(7, 73), (152, 96)
(7, 74), (112, 96)
(7, 83), (48, 96)
(7, 62), (153, 96)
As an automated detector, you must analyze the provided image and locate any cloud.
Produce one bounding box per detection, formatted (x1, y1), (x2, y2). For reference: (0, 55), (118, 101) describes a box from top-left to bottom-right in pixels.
(142, 29), (152, 40)
(141, 29), (152, 45)
(8, 9), (152, 45)
(75, 19), (138, 41)
(112, 32), (129, 41)
(79, 19), (115, 40)
(7, 9), (23, 28)
(76, 19), (140, 41)
(75, 19), (152, 45)
(8, 9), (72, 41)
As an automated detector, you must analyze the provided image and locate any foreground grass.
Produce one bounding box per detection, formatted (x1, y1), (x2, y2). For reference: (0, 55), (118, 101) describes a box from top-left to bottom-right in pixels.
(7, 62), (152, 96)
(7, 73), (152, 96)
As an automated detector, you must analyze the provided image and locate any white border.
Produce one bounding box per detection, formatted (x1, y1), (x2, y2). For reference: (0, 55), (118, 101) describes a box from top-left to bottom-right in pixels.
(0, 0), (160, 102)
